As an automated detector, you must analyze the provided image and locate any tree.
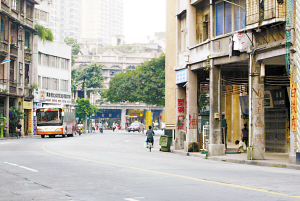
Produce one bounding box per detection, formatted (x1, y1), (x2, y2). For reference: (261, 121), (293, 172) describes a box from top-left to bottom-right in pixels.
(105, 54), (165, 106)
(64, 37), (80, 66)
(9, 107), (25, 134)
(75, 98), (98, 121)
(75, 62), (104, 97)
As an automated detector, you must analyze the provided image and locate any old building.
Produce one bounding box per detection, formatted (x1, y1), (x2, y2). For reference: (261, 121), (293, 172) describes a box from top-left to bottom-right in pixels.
(0, 0), (38, 136)
(73, 42), (164, 129)
(166, 0), (297, 163)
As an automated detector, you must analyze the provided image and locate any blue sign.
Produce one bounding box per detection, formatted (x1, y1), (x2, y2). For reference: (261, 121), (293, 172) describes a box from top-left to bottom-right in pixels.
(239, 96), (249, 115)
(176, 69), (188, 84)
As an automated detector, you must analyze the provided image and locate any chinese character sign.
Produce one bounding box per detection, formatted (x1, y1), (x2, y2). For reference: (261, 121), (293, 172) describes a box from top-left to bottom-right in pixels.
(291, 83), (297, 132)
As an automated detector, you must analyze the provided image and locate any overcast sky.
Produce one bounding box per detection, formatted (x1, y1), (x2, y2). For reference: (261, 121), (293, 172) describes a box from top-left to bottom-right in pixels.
(123, 0), (166, 44)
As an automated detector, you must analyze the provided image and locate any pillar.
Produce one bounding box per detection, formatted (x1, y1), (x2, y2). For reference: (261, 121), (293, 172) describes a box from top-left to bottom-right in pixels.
(121, 108), (126, 130)
(249, 57), (265, 160)
(187, 0), (197, 48)
(175, 85), (186, 150)
(225, 85), (232, 142)
(186, 68), (198, 149)
(232, 85), (241, 142)
(208, 65), (225, 156)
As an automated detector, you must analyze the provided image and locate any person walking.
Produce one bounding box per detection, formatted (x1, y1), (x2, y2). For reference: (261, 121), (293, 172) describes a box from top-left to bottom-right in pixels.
(113, 122), (117, 132)
(140, 122), (145, 134)
(16, 122), (22, 138)
(241, 123), (248, 147)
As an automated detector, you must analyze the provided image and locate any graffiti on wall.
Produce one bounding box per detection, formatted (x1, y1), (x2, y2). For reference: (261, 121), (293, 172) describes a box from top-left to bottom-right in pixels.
(189, 113), (197, 129)
(291, 83), (297, 132)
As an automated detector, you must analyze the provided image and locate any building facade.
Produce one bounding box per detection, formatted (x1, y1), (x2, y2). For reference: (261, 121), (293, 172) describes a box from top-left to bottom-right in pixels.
(81, 0), (123, 46)
(33, 0), (72, 109)
(166, 0), (298, 163)
(73, 43), (164, 129)
(49, 0), (82, 42)
(0, 0), (38, 136)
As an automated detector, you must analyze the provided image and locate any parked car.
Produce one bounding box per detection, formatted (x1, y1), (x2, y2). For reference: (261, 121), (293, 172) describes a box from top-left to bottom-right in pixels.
(127, 122), (140, 132)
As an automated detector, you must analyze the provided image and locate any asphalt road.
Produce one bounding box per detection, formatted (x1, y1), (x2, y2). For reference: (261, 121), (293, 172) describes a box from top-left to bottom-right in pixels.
(1, 130), (300, 201)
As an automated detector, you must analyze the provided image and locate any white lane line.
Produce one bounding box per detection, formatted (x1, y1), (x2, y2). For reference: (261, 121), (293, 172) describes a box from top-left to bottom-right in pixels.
(4, 162), (39, 172)
(124, 198), (144, 201)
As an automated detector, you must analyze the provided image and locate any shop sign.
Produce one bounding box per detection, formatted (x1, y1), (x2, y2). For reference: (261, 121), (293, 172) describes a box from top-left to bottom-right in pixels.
(24, 101), (32, 109)
(239, 96), (249, 115)
(291, 83), (297, 132)
(176, 69), (188, 84)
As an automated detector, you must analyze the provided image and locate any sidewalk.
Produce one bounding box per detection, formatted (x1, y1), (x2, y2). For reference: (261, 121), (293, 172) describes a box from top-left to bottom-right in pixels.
(171, 142), (300, 170)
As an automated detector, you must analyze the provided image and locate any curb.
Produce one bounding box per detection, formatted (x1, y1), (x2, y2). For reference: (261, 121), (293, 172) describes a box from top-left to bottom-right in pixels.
(170, 149), (300, 170)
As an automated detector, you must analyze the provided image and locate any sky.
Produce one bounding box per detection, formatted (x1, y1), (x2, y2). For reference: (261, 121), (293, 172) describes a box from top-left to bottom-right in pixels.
(123, 0), (166, 44)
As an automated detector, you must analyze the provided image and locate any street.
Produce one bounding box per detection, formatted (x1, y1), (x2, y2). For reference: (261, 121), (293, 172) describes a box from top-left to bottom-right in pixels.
(1, 130), (300, 201)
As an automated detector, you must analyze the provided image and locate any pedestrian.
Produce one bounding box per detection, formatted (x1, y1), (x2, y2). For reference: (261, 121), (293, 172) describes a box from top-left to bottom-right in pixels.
(113, 121), (117, 132)
(235, 140), (246, 152)
(241, 123), (248, 146)
(16, 122), (22, 138)
(3, 124), (7, 137)
(140, 122), (144, 134)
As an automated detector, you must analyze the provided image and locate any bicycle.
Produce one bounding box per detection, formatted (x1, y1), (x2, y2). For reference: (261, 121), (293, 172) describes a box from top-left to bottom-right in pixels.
(146, 139), (153, 152)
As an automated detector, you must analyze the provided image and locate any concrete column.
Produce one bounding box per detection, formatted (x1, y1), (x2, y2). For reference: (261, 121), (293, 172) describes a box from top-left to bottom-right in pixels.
(208, 65), (225, 156)
(249, 57), (265, 160)
(187, 0), (196, 48)
(175, 85), (186, 150)
(225, 85), (232, 142)
(121, 108), (126, 130)
(5, 96), (9, 135)
(232, 85), (241, 142)
(186, 68), (198, 148)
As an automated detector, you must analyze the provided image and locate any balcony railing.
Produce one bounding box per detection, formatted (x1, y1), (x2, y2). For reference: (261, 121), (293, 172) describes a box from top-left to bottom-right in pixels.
(246, 0), (286, 25)
(1, 0), (10, 13)
(0, 41), (8, 55)
(25, 50), (32, 62)
(10, 44), (18, 56)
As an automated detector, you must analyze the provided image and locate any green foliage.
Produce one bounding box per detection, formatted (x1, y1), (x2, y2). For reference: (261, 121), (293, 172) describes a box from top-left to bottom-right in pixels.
(75, 99), (98, 120)
(72, 63), (104, 97)
(34, 24), (54, 42)
(105, 54), (165, 106)
(9, 107), (25, 133)
(64, 37), (80, 66)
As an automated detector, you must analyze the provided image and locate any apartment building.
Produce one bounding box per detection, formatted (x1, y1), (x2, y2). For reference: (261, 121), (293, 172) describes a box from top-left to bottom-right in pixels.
(49, 0), (82, 42)
(33, 0), (72, 108)
(81, 0), (123, 46)
(166, 0), (297, 163)
(0, 0), (38, 136)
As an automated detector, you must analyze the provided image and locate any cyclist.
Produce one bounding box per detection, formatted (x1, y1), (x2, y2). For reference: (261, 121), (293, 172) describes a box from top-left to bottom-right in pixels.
(146, 126), (155, 147)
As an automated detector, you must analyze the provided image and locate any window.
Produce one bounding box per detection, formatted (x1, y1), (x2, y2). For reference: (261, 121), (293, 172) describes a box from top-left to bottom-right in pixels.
(42, 77), (49, 89)
(180, 13), (187, 52)
(12, 0), (18, 11)
(25, 64), (29, 86)
(60, 80), (68, 92)
(215, 0), (246, 36)
(10, 60), (15, 82)
(50, 78), (59, 90)
(25, 31), (30, 49)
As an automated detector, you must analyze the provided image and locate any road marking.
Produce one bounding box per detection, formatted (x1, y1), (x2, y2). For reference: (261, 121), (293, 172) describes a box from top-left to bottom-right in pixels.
(4, 162), (39, 172)
(124, 198), (139, 201)
(42, 142), (300, 199)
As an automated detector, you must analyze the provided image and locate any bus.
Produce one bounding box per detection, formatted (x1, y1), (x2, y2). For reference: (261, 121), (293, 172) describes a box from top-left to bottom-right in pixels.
(34, 106), (76, 138)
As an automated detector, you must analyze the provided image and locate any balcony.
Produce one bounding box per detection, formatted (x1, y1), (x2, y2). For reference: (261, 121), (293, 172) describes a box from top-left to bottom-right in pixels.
(0, 40), (8, 55)
(1, 0), (10, 13)
(10, 44), (18, 57)
(25, 18), (34, 28)
(24, 50), (32, 63)
(9, 81), (17, 94)
(246, 0), (286, 26)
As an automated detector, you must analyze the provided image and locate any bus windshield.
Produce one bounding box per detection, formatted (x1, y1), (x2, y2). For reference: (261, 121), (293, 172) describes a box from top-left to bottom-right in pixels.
(37, 108), (63, 126)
